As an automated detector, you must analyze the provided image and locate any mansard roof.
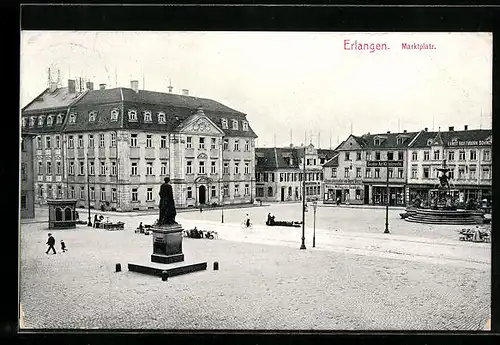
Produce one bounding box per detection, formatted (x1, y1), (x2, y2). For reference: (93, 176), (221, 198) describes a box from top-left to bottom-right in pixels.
(409, 129), (492, 148)
(357, 131), (419, 149)
(255, 147), (301, 171)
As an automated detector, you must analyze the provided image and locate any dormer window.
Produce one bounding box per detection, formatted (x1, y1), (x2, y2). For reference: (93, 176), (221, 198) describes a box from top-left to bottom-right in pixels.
(56, 114), (63, 124)
(396, 137), (403, 145)
(221, 118), (228, 129)
(21, 117), (27, 127)
(374, 138), (380, 146)
(88, 111), (97, 122)
(427, 139), (433, 146)
(68, 113), (77, 124)
(232, 120), (239, 130)
(143, 110), (152, 122)
(128, 110), (138, 122)
(110, 109), (119, 121)
(46, 115), (53, 126)
(38, 116), (45, 126)
(29, 117), (36, 127)
(242, 120), (249, 131)
(157, 112), (166, 124)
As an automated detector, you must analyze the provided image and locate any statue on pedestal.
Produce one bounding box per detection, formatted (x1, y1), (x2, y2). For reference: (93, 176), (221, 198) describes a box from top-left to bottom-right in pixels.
(158, 177), (177, 225)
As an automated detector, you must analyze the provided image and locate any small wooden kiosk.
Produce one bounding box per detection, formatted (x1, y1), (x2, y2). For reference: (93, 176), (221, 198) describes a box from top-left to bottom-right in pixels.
(47, 199), (78, 229)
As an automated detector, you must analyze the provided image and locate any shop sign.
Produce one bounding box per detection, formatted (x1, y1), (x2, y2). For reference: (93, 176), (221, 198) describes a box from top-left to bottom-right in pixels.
(367, 161), (404, 168)
(448, 136), (492, 147)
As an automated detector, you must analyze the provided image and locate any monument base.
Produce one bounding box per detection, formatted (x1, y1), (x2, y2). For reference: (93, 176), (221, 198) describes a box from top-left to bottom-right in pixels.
(128, 261), (207, 277)
(151, 253), (184, 264)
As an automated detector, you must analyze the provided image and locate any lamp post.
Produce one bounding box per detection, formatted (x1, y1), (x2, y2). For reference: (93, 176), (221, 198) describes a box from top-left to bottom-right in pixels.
(312, 200), (317, 247)
(86, 158), (92, 227)
(384, 163), (390, 233)
(300, 144), (307, 250)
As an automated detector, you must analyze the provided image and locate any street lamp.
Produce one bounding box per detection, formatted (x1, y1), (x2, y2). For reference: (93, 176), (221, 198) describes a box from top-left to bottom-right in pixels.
(300, 144), (307, 250)
(384, 164), (390, 234)
(86, 159), (92, 227)
(312, 200), (317, 247)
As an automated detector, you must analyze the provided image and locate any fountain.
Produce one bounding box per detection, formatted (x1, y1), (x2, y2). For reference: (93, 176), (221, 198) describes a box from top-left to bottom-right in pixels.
(402, 160), (485, 225)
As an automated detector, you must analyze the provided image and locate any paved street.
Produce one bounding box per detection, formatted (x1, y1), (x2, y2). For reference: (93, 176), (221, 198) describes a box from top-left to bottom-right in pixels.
(20, 204), (490, 330)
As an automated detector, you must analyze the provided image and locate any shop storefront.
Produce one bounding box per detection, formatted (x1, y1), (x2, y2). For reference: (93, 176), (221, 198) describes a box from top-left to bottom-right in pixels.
(372, 185), (405, 206)
(323, 180), (363, 204)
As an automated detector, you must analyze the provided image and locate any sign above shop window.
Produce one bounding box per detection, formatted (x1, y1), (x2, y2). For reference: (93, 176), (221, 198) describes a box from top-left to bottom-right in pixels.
(367, 160), (404, 168)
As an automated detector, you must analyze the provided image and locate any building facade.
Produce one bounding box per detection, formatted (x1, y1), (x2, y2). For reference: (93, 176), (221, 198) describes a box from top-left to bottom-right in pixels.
(406, 126), (492, 206)
(21, 80), (258, 211)
(20, 133), (37, 218)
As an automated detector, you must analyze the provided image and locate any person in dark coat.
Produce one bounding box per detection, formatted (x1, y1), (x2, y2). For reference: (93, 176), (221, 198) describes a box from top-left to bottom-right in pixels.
(46, 233), (56, 254)
(60, 240), (68, 252)
(158, 177), (177, 225)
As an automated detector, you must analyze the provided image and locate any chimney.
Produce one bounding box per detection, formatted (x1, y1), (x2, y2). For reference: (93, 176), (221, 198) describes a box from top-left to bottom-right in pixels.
(86, 81), (94, 91)
(99, 83), (106, 90)
(182, 89), (189, 96)
(49, 82), (58, 92)
(68, 79), (76, 94)
(168, 85), (173, 93)
(449, 126), (454, 131)
(424, 127), (428, 132)
(130, 80), (139, 93)
(387, 131), (390, 134)
(464, 125), (468, 130)
(403, 129), (407, 133)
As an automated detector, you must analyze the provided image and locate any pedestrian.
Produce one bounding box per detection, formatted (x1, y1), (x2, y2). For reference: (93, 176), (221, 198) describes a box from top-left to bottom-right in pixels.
(243, 213), (251, 228)
(46, 233), (56, 254)
(200, 207), (203, 213)
(60, 240), (68, 252)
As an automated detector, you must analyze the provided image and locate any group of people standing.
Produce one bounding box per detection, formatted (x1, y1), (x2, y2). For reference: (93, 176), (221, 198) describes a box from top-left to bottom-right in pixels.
(45, 233), (67, 255)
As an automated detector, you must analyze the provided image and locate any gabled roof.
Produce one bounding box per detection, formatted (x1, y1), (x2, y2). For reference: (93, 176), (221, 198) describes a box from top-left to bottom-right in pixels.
(255, 147), (301, 170)
(409, 129), (492, 148)
(22, 87), (83, 113)
(323, 153), (339, 167)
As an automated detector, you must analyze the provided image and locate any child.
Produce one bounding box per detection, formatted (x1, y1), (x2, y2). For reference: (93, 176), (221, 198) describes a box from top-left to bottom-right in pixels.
(61, 240), (68, 252)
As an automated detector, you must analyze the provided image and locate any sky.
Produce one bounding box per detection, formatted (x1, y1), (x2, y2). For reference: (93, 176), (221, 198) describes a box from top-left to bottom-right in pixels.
(20, 31), (492, 148)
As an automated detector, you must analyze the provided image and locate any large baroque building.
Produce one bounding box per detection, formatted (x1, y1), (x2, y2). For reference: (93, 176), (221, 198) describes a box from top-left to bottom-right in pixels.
(21, 79), (258, 211)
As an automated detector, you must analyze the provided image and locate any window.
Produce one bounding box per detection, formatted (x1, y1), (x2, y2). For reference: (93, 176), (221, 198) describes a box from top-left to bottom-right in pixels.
(482, 167), (490, 179)
(110, 132), (116, 147)
(199, 137), (205, 149)
(234, 140), (239, 151)
(99, 161), (106, 175)
(345, 152), (350, 161)
(131, 162), (138, 175)
(68, 135), (74, 148)
(423, 167), (429, 178)
(234, 184), (240, 196)
(267, 187), (273, 197)
(374, 138), (380, 146)
(411, 167), (417, 178)
(47, 185), (53, 198)
(449, 169), (455, 180)
(88, 111), (97, 122)
(37, 161), (43, 174)
(46, 161), (52, 174)
(186, 161), (192, 174)
(365, 168), (371, 178)
(56, 161), (61, 175)
(356, 152), (361, 160)
(223, 162), (229, 174)
(157, 112), (166, 124)
(388, 168), (393, 178)
(187, 187), (193, 199)
(36, 136), (42, 149)
(221, 118), (228, 129)
(20, 163), (26, 180)
(147, 188), (153, 201)
(199, 161), (205, 174)
(470, 150), (477, 160)
(47, 115), (53, 126)
(459, 150), (465, 160)
(412, 151), (417, 161)
(245, 140), (250, 151)
(38, 116), (45, 126)
(128, 110), (138, 122)
(211, 138), (217, 149)
(99, 134), (105, 148)
(232, 120), (239, 130)
(398, 151), (403, 161)
(161, 162), (167, 175)
(30, 117), (36, 127)
(143, 111), (152, 122)
(69, 113), (76, 124)
(45, 136), (51, 149)
(89, 161), (95, 175)
(56, 114), (63, 124)
(79, 161), (84, 175)
(366, 151), (371, 160)
(397, 137), (403, 145)
(470, 167), (476, 179)
(110, 109), (119, 121)
(21, 194), (27, 209)
(186, 136), (192, 149)
(245, 184), (249, 195)
(448, 151), (455, 161)
(344, 167), (350, 178)
(387, 152), (393, 160)
(69, 161), (75, 175)
(111, 161), (117, 176)
(242, 121), (249, 131)
(458, 167), (465, 179)
(131, 188), (138, 201)
(331, 168), (337, 178)
(355, 189), (362, 200)
(375, 151), (380, 160)
(211, 161), (216, 174)
(79, 186), (85, 199)
(88, 135), (94, 148)
(55, 135), (60, 149)
(57, 185), (62, 198)
(234, 162), (240, 174)
(78, 135), (84, 148)
(223, 184), (229, 197)
(423, 151), (429, 161)
(374, 168), (380, 178)
(146, 135), (152, 148)
(130, 134), (138, 147)
(279, 173), (284, 182)
(223, 139), (229, 150)
(244, 162), (250, 174)
(90, 187), (95, 200)
(434, 150), (440, 160)
(21, 117), (27, 127)
(398, 169), (403, 179)
(211, 185), (216, 197)
(112, 188), (117, 202)
(160, 136), (167, 148)
(70, 186), (75, 198)
(483, 150), (491, 161)
(100, 187), (106, 201)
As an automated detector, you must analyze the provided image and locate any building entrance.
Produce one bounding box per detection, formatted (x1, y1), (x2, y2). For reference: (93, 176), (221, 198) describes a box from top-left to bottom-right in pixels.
(198, 185), (206, 204)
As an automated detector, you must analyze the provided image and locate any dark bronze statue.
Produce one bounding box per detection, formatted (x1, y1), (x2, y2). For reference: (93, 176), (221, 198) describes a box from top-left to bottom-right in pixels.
(158, 177), (177, 225)
(438, 169), (450, 189)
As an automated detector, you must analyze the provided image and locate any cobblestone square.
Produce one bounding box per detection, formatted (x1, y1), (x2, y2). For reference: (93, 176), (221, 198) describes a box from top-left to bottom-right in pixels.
(20, 204), (490, 330)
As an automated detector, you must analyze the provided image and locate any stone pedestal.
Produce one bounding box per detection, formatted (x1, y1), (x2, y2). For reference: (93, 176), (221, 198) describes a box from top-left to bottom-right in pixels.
(150, 224), (185, 264)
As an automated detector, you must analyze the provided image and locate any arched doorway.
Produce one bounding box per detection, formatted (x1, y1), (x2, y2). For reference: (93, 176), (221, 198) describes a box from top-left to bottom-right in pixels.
(199, 185), (206, 205)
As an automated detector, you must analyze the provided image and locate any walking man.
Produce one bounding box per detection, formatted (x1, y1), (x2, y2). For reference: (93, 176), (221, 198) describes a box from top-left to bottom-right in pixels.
(46, 233), (56, 254)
